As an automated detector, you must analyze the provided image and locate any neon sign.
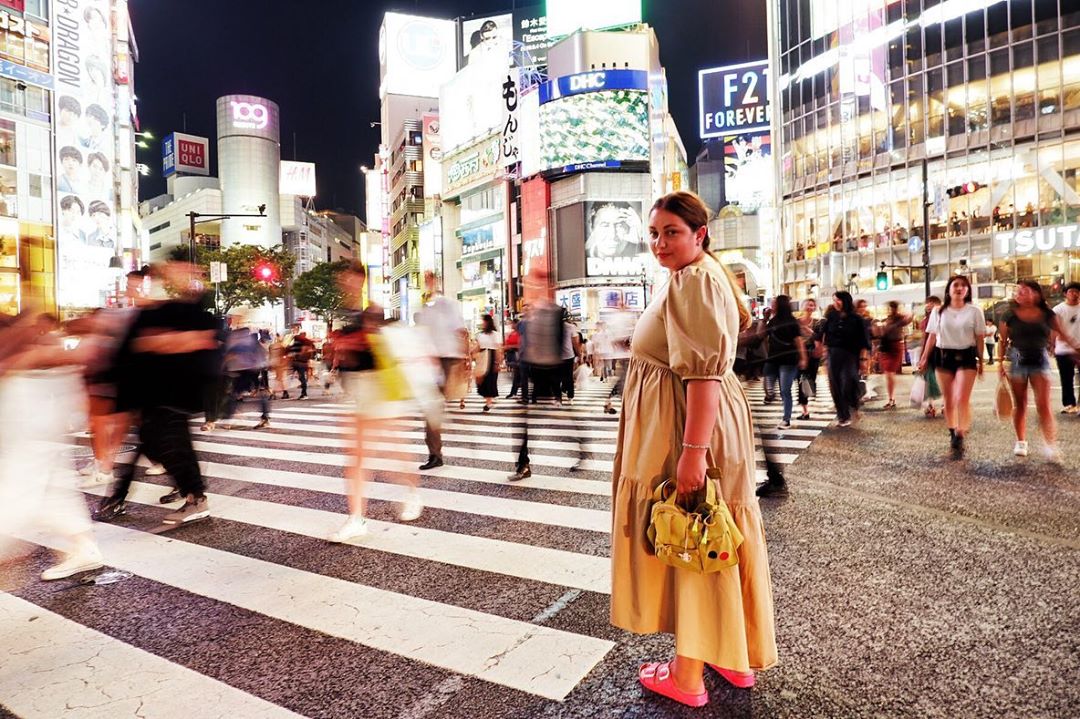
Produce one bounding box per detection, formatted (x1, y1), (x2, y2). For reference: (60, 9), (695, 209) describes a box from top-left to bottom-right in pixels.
(231, 101), (268, 130)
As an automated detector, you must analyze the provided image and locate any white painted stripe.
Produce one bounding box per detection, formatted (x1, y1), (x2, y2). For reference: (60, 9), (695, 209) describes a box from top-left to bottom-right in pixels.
(87, 481), (611, 593)
(0, 593), (304, 719)
(136, 458), (612, 531)
(266, 408), (619, 429)
(12, 524), (615, 701)
(225, 414), (621, 440)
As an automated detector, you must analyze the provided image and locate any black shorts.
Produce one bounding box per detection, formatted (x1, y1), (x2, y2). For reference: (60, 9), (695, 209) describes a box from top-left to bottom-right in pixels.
(935, 346), (979, 374)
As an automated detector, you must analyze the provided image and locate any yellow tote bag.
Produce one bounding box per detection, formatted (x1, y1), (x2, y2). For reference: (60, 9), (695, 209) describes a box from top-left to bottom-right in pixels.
(647, 468), (743, 573)
(369, 332), (412, 403)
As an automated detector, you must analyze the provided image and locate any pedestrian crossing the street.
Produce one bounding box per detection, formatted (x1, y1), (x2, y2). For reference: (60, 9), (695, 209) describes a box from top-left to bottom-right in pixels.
(2, 375), (834, 718)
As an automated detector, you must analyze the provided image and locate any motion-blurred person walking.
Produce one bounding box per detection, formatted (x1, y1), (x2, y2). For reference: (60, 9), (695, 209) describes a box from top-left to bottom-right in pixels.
(285, 329), (315, 400)
(94, 263), (220, 523)
(416, 271), (468, 470)
(795, 298), (823, 421)
(876, 301), (911, 409)
(822, 291), (871, 427)
(764, 295), (807, 430)
(504, 320), (524, 399)
(509, 295), (564, 481)
(0, 313), (105, 580)
(219, 324), (271, 430)
(602, 305), (636, 415)
(473, 314), (501, 412)
(1052, 282), (1080, 413)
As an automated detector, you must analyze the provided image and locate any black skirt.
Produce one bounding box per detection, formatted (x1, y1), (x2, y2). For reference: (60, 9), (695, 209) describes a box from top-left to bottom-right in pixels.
(477, 349), (499, 398)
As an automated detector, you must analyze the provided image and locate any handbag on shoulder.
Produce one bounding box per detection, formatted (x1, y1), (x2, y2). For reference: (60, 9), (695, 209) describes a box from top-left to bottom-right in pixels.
(646, 468), (744, 573)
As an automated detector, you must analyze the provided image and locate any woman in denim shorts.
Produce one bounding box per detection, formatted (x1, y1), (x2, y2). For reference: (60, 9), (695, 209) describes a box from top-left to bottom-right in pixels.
(999, 280), (1080, 461)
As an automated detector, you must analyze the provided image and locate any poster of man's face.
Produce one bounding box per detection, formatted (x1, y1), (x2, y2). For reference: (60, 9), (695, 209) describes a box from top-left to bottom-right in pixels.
(461, 13), (512, 66)
(585, 201), (644, 259)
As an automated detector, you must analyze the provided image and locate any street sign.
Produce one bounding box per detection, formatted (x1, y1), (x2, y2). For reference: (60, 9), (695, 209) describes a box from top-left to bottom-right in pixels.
(908, 235), (922, 254)
(209, 261), (228, 283)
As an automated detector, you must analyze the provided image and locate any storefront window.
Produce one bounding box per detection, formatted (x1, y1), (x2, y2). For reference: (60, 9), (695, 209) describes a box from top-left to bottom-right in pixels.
(0, 119), (13, 167)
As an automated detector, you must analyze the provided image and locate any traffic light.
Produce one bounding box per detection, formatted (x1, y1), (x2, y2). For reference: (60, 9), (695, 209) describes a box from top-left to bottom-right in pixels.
(946, 182), (983, 198)
(253, 260), (278, 283)
(876, 263), (889, 291)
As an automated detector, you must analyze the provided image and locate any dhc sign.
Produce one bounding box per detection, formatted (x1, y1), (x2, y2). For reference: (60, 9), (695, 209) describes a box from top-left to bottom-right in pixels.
(539, 69), (649, 104)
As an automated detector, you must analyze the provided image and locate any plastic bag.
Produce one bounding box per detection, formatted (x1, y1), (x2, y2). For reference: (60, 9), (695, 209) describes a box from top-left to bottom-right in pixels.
(909, 374), (926, 407)
(994, 374), (1014, 420)
(575, 363), (592, 388)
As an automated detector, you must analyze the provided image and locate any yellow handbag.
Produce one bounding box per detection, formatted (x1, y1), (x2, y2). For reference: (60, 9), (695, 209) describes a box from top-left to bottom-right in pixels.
(646, 468), (744, 573)
(369, 332), (412, 402)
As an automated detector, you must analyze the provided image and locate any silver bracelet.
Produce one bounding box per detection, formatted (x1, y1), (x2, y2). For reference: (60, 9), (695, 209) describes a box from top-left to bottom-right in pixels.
(682, 442), (710, 449)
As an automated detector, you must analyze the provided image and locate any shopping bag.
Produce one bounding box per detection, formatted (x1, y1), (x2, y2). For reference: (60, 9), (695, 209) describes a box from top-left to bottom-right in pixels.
(799, 376), (814, 400)
(994, 374), (1014, 420)
(575, 363), (592, 388)
(909, 374), (926, 407)
(445, 362), (469, 401)
(473, 349), (491, 381)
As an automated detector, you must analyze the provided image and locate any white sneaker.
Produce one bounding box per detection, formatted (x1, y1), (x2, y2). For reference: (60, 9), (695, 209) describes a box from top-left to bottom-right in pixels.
(144, 463), (167, 476)
(41, 550), (104, 581)
(1043, 443), (1062, 464)
(329, 516), (368, 543)
(78, 461), (97, 476)
(78, 471), (113, 489)
(1013, 440), (1029, 457)
(398, 494), (423, 522)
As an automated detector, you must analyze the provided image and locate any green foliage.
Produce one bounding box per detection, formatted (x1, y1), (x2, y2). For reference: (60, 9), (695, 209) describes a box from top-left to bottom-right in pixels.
(292, 260), (353, 327)
(168, 243), (295, 315)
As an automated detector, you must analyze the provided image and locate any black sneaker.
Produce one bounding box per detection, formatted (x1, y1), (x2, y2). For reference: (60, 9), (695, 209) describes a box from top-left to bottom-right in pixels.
(281, 391), (290, 399)
(419, 456), (444, 470)
(159, 489), (182, 504)
(253, 418), (270, 429)
(756, 480), (790, 498)
(798, 413), (811, 421)
(93, 496), (127, 522)
(950, 432), (964, 460)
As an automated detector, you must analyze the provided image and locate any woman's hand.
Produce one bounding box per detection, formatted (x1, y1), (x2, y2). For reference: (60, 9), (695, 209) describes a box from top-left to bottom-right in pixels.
(917, 358), (928, 374)
(676, 448), (708, 507)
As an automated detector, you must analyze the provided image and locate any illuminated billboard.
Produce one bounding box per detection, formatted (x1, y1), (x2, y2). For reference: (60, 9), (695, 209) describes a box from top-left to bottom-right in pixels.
(539, 90), (649, 173)
(584, 201), (646, 277)
(545, 0), (641, 38)
(699, 60), (771, 139)
(161, 132), (209, 177)
(461, 13), (512, 67)
(54, 0), (117, 307)
(379, 12), (456, 98)
(722, 133), (771, 215)
(279, 161), (317, 197)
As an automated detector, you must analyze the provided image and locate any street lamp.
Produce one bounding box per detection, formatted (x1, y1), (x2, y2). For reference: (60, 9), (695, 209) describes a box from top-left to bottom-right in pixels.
(186, 204), (267, 264)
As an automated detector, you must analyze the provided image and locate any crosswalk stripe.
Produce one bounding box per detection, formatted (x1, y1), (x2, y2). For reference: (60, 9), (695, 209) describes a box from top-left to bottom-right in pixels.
(134, 457), (612, 532)
(0, 592), (305, 719)
(85, 481), (611, 593)
(10, 522), (616, 701)
(229, 415), (622, 440)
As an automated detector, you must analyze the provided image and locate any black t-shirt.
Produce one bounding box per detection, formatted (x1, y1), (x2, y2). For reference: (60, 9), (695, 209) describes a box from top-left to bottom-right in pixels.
(766, 318), (801, 365)
(334, 311), (376, 372)
(823, 310), (872, 353)
(115, 300), (220, 413)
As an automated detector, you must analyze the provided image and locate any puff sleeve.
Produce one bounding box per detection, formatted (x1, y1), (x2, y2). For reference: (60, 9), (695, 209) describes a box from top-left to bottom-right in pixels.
(664, 265), (735, 380)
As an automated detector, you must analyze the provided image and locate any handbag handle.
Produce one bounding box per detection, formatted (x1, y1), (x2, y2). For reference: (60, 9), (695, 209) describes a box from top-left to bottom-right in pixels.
(653, 473), (720, 510)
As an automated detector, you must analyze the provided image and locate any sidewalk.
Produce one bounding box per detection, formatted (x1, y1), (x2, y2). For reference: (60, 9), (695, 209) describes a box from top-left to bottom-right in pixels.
(747, 370), (1079, 718)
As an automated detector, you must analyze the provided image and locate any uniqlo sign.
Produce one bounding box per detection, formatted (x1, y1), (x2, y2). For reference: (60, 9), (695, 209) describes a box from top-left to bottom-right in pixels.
(162, 132), (210, 177)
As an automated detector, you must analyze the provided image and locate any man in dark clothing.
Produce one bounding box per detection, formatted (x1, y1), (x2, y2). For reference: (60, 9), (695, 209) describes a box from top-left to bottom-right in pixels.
(94, 263), (221, 524)
(286, 331), (315, 399)
(821, 292), (872, 426)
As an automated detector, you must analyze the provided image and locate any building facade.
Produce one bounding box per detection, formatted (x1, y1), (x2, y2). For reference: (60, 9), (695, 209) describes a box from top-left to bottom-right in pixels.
(772, 0), (1080, 309)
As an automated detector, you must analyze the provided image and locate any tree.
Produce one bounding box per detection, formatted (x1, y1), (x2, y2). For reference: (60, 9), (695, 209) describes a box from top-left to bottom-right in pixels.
(292, 260), (352, 328)
(168, 243), (295, 316)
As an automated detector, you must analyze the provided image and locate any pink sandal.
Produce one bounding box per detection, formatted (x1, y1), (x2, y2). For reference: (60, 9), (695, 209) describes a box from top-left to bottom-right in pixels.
(639, 661), (709, 707)
(707, 663), (756, 688)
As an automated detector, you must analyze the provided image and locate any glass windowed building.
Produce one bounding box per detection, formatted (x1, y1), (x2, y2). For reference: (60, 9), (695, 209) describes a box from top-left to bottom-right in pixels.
(771, 0), (1080, 308)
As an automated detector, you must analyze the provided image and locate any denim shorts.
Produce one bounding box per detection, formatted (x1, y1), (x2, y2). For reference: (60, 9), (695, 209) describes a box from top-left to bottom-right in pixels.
(1008, 347), (1052, 379)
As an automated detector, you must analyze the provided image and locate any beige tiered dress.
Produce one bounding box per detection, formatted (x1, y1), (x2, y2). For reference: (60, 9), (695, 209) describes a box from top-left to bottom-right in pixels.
(610, 252), (778, 672)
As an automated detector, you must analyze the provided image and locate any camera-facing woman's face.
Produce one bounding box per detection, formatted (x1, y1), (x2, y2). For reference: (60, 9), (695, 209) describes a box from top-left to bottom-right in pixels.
(648, 208), (705, 271)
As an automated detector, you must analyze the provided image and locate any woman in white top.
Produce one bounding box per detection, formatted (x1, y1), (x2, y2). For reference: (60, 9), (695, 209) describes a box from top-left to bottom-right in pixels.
(473, 314), (502, 412)
(917, 275), (985, 459)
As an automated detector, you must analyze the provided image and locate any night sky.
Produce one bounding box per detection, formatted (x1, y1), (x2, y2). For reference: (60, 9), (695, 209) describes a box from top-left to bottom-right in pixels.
(130, 0), (766, 217)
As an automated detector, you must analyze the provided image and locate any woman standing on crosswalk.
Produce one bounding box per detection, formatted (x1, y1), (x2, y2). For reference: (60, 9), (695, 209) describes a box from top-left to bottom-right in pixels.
(611, 192), (777, 708)
(473, 314), (501, 412)
(329, 262), (422, 543)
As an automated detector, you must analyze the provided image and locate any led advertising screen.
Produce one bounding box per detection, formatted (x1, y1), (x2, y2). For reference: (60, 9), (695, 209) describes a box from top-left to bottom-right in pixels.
(379, 12), (456, 99)
(461, 13), (512, 67)
(512, 5), (551, 79)
(722, 132), (771, 215)
(539, 89), (649, 173)
(584, 201), (647, 277)
(545, 0), (641, 38)
(699, 60), (770, 139)
(54, 0), (117, 307)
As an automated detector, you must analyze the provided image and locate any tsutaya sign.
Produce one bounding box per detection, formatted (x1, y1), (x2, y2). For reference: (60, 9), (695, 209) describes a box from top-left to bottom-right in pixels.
(996, 224), (1080, 255)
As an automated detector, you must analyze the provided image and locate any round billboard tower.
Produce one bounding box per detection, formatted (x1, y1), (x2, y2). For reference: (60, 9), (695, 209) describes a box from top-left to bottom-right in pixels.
(216, 94), (281, 248)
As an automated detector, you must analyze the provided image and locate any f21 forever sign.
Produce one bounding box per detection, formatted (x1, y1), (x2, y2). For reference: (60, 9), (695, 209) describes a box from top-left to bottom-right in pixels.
(699, 60), (771, 139)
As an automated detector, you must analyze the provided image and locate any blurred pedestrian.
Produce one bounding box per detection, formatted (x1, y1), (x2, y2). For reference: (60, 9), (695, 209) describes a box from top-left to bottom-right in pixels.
(764, 295), (807, 429)
(504, 320), (523, 398)
(286, 330), (315, 400)
(269, 333), (287, 399)
(822, 291), (871, 427)
(590, 321), (613, 381)
(330, 262), (423, 542)
(918, 275), (984, 459)
(559, 310), (582, 405)
(796, 298), (823, 421)
(0, 313), (104, 580)
(876, 301), (910, 409)
(94, 262), (220, 523)
(984, 318), (998, 367)
(602, 305), (635, 415)
(911, 296), (943, 417)
(1051, 282), (1080, 413)
(473, 314), (501, 412)
(509, 294), (564, 481)
(415, 270), (467, 470)
(614, 192), (776, 707)
(219, 324), (271, 430)
(1000, 281), (1080, 461)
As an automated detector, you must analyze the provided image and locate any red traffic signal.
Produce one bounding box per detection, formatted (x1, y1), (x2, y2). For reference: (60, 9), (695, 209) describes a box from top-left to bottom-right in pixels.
(946, 182), (983, 198)
(253, 260), (278, 282)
